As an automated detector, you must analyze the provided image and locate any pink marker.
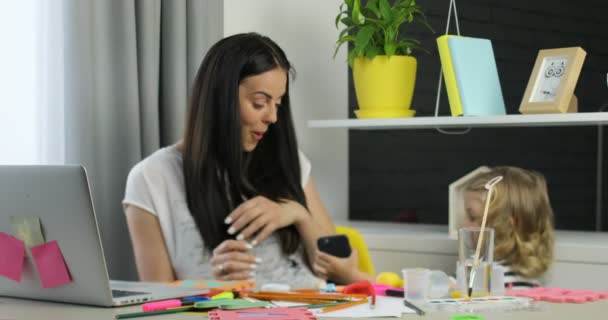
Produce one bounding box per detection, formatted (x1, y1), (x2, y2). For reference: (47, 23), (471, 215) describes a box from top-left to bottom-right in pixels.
(142, 299), (182, 312)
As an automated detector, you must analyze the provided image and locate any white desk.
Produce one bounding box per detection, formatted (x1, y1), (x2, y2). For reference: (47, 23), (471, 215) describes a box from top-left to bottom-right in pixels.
(1, 296), (607, 320)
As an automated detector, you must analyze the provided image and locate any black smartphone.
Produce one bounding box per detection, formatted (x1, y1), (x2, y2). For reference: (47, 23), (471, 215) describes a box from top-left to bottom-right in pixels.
(317, 234), (352, 258)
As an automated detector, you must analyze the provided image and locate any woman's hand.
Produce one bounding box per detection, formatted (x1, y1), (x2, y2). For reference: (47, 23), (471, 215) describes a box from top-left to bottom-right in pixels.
(224, 196), (306, 245)
(313, 249), (371, 284)
(210, 239), (258, 280)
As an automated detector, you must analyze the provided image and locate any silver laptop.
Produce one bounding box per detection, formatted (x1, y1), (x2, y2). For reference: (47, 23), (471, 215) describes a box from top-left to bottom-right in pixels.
(0, 165), (208, 306)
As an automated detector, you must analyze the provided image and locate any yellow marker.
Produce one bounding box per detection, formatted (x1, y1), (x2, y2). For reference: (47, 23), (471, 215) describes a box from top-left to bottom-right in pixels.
(211, 292), (235, 300)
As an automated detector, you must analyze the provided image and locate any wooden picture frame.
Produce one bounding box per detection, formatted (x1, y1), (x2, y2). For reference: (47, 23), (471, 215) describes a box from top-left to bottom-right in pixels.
(519, 47), (586, 114)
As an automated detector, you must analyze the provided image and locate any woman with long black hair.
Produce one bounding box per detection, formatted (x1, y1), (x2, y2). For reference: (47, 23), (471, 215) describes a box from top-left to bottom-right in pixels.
(123, 33), (335, 289)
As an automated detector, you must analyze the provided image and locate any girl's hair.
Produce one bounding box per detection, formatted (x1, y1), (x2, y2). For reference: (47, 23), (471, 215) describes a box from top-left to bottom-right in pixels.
(465, 166), (554, 278)
(182, 33), (306, 254)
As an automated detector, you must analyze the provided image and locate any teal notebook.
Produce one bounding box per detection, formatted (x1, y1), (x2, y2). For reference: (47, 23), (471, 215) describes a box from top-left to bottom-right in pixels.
(448, 37), (506, 116)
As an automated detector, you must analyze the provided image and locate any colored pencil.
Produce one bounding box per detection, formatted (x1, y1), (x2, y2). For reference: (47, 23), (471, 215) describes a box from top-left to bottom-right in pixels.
(320, 298), (368, 313)
(115, 306), (195, 319)
(254, 291), (366, 300)
(294, 301), (351, 309)
(246, 294), (333, 304)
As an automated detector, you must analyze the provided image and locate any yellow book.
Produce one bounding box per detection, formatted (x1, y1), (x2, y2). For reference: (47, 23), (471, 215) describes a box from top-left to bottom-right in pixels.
(436, 35), (463, 116)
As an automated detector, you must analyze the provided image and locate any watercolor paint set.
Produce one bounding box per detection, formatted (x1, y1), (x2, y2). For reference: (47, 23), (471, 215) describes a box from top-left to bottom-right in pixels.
(423, 296), (532, 312)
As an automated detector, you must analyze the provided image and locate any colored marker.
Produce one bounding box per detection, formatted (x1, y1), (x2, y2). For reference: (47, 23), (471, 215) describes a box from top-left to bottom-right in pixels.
(142, 296), (209, 312)
(211, 291), (235, 300)
(385, 289), (405, 298)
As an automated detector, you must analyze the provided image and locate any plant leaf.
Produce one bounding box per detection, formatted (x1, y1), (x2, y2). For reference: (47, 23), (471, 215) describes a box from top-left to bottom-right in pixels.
(335, 0), (434, 64)
(415, 15), (435, 34)
(378, 0), (392, 20)
(384, 42), (396, 56)
(338, 25), (356, 41)
(352, 0), (364, 25)
(334, 36), (355, 58)
(365, 0), (380, 17)
(348, 49), (358, 67)
(341, 17), (354, 26)
(399, 37), (420, 44)
(335, 11), (347, 28)
(336, 35), (357, 45)
(354, 25), (375, 56)
(365, 45), (379, 61)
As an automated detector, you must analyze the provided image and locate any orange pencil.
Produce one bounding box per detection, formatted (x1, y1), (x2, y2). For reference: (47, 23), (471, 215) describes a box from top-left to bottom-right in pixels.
(248, 296), (330, 304)
(255, 291), (366, 300)
(320, 298), (368, 313)
(247, 292), (364, 302)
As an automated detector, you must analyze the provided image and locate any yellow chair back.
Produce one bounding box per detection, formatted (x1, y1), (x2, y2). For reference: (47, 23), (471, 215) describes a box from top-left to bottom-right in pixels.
(335, 225), (375, 276)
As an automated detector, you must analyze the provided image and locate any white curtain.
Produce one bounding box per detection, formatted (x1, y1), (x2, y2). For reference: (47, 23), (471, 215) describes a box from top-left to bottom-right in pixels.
(0, 1), (40, 164)
(38, 0), (223, 280)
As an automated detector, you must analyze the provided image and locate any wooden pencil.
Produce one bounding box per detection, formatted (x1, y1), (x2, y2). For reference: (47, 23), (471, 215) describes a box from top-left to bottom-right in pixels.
(254, 291), (366, 300)
(320, 298), (368, 313)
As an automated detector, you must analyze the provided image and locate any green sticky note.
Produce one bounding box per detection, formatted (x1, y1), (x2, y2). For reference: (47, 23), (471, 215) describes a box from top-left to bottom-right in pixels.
(10, 216), (45, 247)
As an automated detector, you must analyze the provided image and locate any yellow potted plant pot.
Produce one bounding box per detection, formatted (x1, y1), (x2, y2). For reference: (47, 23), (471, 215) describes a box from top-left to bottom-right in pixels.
(353, 55), (417, 113)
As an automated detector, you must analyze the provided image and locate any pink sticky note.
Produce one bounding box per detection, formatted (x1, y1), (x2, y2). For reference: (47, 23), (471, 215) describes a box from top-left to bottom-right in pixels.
(0, 232), (25, 282)
(30, 240), (71, 288)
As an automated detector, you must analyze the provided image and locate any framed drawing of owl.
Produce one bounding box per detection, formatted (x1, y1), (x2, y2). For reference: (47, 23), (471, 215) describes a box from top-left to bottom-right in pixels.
(519, 47), (586, 114)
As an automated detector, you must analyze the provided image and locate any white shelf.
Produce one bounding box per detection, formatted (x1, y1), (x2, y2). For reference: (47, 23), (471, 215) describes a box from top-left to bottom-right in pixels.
(308, 112), (608, 129)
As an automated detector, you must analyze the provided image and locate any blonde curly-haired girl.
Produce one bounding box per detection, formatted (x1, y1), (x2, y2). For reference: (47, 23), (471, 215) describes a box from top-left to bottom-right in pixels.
(464, 166), (554, 288)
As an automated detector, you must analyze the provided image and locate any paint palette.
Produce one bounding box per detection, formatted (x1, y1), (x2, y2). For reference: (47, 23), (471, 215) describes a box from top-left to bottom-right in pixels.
(424, 296), (532, 313)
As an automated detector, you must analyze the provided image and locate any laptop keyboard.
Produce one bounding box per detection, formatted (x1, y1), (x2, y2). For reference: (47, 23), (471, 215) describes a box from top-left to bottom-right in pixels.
(112, 289), (149, 298)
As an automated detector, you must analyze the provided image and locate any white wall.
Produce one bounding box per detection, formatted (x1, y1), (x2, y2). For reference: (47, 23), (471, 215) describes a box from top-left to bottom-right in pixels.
(224, 0), (348, 221)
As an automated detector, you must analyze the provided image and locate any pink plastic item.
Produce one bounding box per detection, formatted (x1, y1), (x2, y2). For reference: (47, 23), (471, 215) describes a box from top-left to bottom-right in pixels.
(208, 307), (316, 320)
(372, 283), (400, 295)
(507, 287), (605, 304)
(142, 299), (182, 312)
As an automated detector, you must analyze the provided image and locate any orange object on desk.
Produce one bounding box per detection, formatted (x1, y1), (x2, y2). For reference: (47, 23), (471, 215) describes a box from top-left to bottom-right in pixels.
(343, 280), (376, 306)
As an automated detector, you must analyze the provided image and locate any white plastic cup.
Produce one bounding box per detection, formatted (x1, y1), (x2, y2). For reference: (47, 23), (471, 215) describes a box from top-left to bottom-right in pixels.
(490, 264), (506, 296)
(402, 268), (430, 301)
(429, 270), (450, 298)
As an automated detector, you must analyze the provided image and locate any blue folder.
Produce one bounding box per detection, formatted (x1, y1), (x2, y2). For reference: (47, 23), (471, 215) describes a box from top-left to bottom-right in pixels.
(448, 37), (506, 116)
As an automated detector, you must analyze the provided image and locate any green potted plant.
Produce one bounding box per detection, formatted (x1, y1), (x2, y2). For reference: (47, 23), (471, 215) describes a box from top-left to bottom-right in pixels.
(335, 0), (433, 118)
